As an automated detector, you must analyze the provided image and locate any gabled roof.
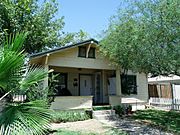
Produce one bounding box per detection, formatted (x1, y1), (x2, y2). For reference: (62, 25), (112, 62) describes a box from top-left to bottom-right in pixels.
(30, 38), (98, 59)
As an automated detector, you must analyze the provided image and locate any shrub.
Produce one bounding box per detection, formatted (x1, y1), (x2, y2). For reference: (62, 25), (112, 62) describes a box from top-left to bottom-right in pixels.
(51, 110), (91, 123)
(113, 105), (125, 116)
(113, 105), (132, 116)
(93, 106), (111, 111)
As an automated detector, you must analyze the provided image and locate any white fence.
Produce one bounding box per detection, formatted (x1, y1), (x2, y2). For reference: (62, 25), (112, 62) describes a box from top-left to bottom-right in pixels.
(149, 97), (180, 111)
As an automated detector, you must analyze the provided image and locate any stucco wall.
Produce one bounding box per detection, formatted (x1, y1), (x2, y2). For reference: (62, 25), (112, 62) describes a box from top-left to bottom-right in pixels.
(120, 72), (149, 102)
(47, 45), (114, 70)
(50, 66), (98, 96)
(30, 43), (148, 103)
(68, 72), (79, 96)
(50, 96), (93, 110)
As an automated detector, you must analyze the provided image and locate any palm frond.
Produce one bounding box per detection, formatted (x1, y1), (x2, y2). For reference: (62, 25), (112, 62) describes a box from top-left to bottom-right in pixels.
(20, 66), (48, 91)
(0, 33), (27, 91)
(0, 49), (24, 90)
(4, 33), (27, 53)
(0, 100), (52, 135)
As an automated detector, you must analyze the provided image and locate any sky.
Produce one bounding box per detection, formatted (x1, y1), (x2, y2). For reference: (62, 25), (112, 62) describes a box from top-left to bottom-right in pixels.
(57, 0), (121, 39)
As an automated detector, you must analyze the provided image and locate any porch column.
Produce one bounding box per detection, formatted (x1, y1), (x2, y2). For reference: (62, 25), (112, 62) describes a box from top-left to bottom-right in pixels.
(102, 70), (107, 103)
(44, 54), (49, 89)
(109, 69), (122, 106)
(44, 64), (49, 89)
(116, 69), (122, 96)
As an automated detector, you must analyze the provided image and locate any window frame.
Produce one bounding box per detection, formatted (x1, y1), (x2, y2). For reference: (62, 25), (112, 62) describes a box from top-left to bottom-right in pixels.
(88, 47), (96, 58)
(78, 46), (96, 58)
(78, 46), (86, 58)
(121, 74), (137, 95)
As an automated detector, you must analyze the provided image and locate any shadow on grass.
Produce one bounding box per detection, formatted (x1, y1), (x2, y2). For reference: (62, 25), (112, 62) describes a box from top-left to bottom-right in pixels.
(52, 129), (96, 135)
(133, 109), (180, 134)
(105, 128), (128, 135)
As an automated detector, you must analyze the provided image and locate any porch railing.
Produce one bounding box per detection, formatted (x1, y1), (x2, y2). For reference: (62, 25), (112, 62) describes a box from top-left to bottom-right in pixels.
(149, 97), (180, 110)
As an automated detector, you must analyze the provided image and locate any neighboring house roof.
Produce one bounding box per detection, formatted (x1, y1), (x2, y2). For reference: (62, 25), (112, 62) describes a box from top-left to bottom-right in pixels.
(30, 38), (98, 59)
(148, 75), (180, 84)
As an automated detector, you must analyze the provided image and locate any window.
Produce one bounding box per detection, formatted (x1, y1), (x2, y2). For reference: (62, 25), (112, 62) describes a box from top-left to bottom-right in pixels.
(121, 75), (137, 94)
(78, 46), (96, 58)
(78, 46), (86, 57)
(88, 48), (95, 58)
(49, 72), (72, 96)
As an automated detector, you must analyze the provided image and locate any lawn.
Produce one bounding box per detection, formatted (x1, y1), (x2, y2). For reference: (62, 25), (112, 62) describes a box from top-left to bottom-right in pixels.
(52, 128), (127, 135)
(52, 129), (96, 135)
(133, 109), (180, 134)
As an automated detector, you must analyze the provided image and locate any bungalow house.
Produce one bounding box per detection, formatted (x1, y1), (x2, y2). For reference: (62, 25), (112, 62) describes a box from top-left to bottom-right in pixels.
(30, 39), (148, 110)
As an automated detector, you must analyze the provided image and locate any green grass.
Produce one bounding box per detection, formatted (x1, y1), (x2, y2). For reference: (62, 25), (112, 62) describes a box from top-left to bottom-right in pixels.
(133, 109), (180, 134)
(52, 128), (127, 135)
(52, 129), (96, 135)
(105, 128), (127, 135)
(93, 106), (111, 111)
(51, 110), (91, 123)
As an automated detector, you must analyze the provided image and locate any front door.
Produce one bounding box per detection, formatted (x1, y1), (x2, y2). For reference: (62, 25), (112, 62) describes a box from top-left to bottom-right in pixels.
(80, 75), (93, 96)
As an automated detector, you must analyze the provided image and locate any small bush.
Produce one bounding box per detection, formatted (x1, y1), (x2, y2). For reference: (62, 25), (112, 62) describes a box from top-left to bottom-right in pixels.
(113, 105), (125, 116)
(93, 106), (111, 111)
(51, 110), (91, 123)
(53, 129), (96, 135)
(113, 105), (132, 116)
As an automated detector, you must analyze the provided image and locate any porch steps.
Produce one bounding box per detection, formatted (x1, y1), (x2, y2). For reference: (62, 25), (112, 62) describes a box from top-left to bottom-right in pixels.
(93, 110), (117, 121)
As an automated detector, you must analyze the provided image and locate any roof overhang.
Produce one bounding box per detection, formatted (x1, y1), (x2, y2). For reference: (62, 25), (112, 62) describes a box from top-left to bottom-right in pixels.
(30, 38), (98, 59)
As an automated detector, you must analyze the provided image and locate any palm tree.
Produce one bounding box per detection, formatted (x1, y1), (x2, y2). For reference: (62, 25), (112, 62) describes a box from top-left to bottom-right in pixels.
(0, 33), (52, 135)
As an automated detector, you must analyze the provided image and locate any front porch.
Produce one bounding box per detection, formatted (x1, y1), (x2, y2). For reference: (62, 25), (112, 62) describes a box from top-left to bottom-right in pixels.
(47, 66), (122, 110)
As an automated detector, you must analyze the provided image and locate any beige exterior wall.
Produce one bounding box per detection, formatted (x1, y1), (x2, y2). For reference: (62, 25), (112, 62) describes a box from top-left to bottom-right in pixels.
(68, 72), (79, 96)
(50, 66), (100, 96)
(47, 45), (114, 70)
(30, 44), (148, 105)
(50, 96), (93, 110)
(120, 71), (149, 102)
(108, 70), (149, 105)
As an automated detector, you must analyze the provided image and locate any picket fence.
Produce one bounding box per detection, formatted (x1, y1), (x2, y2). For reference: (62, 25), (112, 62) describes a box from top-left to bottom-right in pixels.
(149, 97), (180, 111)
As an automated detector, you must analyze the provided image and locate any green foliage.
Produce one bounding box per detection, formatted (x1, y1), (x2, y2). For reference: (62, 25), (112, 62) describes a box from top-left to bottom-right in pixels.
(53, 129), (96, 135)
(0, 33), (27, 91)
(105, 128), (128, 135)
(0, 33), (52, 135)
(19, 66), (50, 101)
(100, 0), (180, 76)
(133, 109), (180, 133)
(20, 66), (48, 90)
(113, 105), (125, 116)
(113, 105), (133, 116)
(93, 106), (111, 111)
(0, 0), (88, 53)
(51, 110), (91, 123)
(0, 100), (52, 135)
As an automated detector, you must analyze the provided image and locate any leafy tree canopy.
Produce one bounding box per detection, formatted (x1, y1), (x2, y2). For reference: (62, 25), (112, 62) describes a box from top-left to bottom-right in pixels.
(0, 0), (88, 54)
(100, 0), (180, 77)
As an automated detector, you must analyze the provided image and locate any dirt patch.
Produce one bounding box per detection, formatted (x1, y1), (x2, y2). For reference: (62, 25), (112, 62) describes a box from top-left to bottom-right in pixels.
(51, 119), (109, 134)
